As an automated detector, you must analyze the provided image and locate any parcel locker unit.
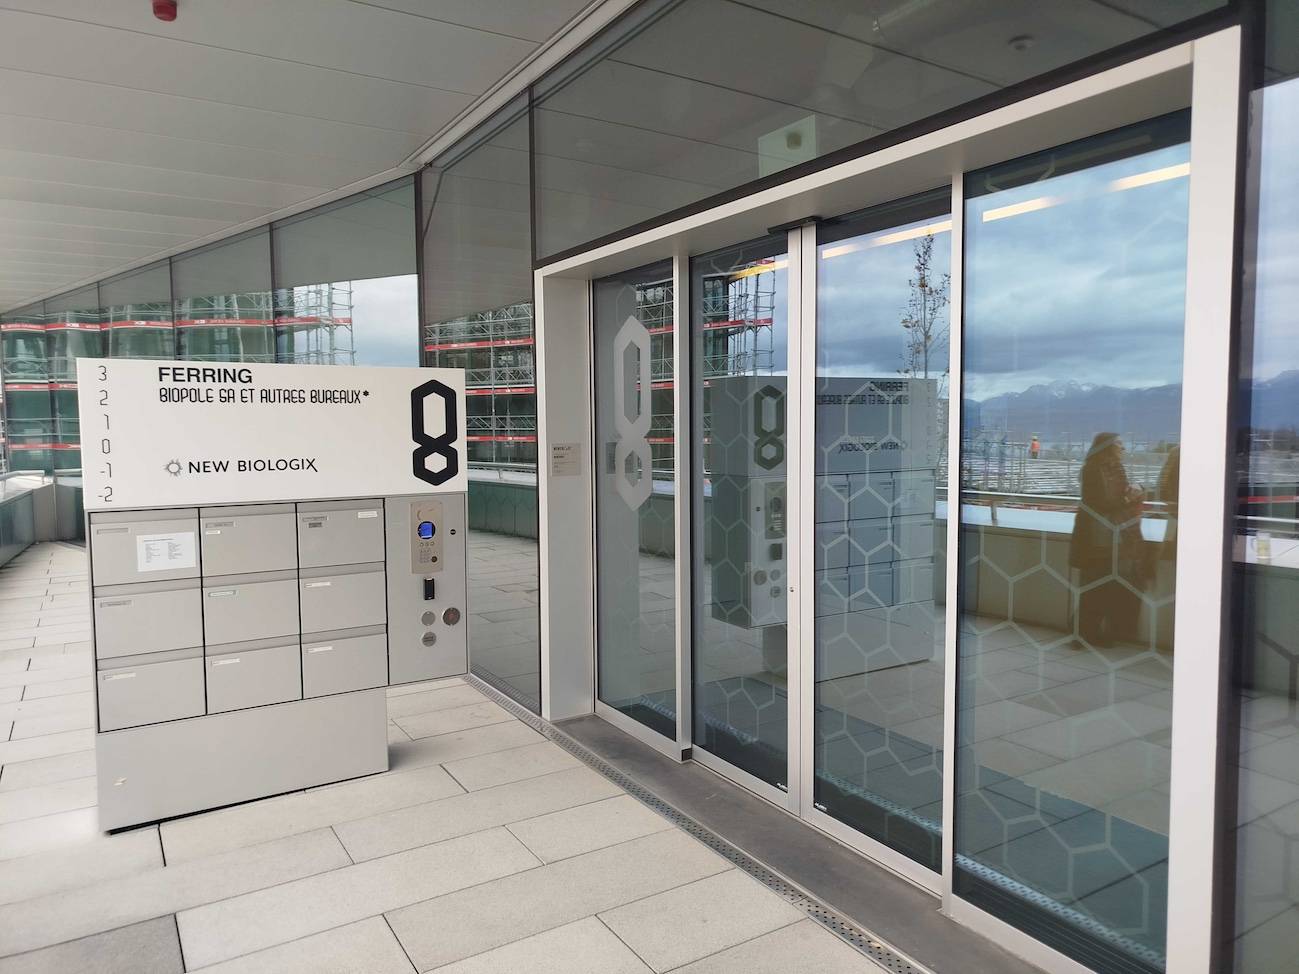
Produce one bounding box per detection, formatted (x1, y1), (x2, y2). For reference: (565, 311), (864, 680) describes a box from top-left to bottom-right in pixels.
(89, 492), (470, 831)
(97, 651), (206, 732)
(202, 571), (299, 646)
(206, 637), (302, 714)
(299, 564), (386, 635)
(707, 376), (789, 633)
(813, 377), (941, 680)
(297, 499), (386, 568)
(90, 508), (200, 586)
(93, 578), (202, 659)
(302, 628), (388, 698)
(199, 503), (297, 575)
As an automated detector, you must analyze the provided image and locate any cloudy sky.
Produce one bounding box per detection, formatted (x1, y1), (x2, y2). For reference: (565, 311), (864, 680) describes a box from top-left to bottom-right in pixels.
(817, 217), (950, 385)
(348, 274), (419, 368)
(962, 141), (1192, 400)
(1250, 78), (1299, 384)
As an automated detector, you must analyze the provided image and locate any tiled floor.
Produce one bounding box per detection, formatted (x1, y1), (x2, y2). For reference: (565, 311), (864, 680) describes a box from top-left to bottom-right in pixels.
(464, 532), (541, 708)
(0, 543), (887, 974)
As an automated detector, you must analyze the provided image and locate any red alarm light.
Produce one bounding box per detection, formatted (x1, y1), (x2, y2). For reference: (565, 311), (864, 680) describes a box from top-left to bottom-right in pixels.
(153, 1), (177, 22)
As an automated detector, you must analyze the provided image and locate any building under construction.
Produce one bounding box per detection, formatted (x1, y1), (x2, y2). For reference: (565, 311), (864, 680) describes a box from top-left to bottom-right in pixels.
(0, 284), (354, 474)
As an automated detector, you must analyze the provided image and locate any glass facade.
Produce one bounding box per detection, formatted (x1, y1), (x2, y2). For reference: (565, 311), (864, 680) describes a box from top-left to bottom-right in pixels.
(0, 302), (54, 474)
(814, 190), (951, 870)
(421, 98), (541, 711)
(691, 236), (790, 788)
(0, 177), (418, 478)
(172, 229), (275, 365)
(594, 260), (677, 738)
(533, 0), (1226, 259)
(956, 115), (1190, 973)
(274, 179), (418, 368)
(1229, 5), (1299, 968)
(100, 263), (175, 363)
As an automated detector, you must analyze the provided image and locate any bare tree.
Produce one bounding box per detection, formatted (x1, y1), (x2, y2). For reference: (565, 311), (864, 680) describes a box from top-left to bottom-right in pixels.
(898, 234), (950, 386)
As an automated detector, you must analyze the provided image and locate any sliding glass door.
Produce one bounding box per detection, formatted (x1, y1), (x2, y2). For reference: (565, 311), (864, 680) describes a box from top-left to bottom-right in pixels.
(955, 113), (1190, 973)
(594, 261), (678, 740)
(588, 78), (1228, 974)
(691, 237), (793, 793)
(811, 190), (952, 873)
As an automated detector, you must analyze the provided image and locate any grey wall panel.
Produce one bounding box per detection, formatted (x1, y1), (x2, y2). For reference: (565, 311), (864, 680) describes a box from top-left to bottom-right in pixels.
(95, 689), (388, 830)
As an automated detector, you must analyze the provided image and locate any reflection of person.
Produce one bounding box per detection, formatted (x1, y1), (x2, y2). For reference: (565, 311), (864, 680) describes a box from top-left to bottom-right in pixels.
(1030, 434), (1041, 459)
(1069, 433), (1147, 647)
(1157, 445), (1180, 561)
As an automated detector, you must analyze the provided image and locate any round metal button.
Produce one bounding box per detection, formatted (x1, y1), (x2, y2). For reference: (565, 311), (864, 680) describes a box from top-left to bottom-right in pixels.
(421, 631), (437, 647)
(421, 610), (437, 626)
(442, 607), (462, 626)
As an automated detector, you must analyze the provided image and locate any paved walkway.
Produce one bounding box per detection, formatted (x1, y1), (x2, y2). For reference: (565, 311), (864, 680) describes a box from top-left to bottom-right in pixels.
(0, 543), (888, 973)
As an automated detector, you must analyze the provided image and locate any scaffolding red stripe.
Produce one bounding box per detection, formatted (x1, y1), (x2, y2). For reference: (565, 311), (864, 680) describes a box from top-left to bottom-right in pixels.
(103, 320), (174, 329)
(466, 386), (535, 396)
(424, 337), (535, 351)
(175, 319), (274, 327)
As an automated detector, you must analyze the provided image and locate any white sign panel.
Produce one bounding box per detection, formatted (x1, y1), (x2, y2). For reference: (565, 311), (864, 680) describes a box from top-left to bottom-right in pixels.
(549, 442), (582, 478)
(78, 359), (467, 510)
(136, 532), (197, 572)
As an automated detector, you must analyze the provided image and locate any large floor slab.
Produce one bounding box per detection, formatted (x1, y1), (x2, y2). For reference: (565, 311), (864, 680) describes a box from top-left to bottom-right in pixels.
(0, 544), (892, 974)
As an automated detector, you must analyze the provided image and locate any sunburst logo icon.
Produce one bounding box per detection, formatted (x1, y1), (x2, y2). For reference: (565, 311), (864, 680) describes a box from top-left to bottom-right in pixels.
(165, 459), (183, 477)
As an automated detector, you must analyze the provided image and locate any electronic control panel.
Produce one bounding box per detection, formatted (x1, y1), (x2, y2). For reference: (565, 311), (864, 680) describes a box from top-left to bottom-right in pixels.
(410, 498), (445, 574)
(385, 494), (467, 686)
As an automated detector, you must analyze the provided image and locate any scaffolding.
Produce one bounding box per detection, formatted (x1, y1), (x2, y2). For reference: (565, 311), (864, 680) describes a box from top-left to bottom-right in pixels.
(426, 303), (539, 468)
(275, 283), (355, 366)
(0, 284), (356, 474)
(701, 264), (776, 377)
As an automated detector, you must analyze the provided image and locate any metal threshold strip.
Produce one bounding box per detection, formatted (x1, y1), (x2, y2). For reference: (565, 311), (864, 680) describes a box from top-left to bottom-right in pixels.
(465, 673), (934, 974)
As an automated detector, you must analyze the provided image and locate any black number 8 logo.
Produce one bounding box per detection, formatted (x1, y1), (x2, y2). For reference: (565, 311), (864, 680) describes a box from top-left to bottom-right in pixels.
(410, 379), (460, 486)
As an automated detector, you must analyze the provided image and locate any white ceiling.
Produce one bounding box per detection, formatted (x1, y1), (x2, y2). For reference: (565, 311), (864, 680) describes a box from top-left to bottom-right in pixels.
(0, 0), (596, 312)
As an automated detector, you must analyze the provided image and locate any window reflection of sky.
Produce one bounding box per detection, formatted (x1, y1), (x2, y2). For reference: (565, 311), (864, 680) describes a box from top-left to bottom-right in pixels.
(350, 274), (418, 368)
(1251, 78), (1299, 384)
(964, 142), (1190, 399)
(818, 217), (950, 381)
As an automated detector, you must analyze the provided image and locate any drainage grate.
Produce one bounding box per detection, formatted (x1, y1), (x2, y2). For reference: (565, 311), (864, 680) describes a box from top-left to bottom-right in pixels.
(465, 674), (933, 974)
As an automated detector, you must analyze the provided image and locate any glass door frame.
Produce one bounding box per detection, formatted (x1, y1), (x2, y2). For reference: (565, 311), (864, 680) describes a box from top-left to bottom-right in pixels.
(790, 215), (948, 893)
(538, 26), (1242, 974)
(590, 254), (693, 761)
(685, 228), (807, 815)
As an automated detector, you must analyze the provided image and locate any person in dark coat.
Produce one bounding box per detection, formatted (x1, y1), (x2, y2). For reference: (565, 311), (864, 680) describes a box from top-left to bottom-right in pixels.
(1069, 432), (1146, 647)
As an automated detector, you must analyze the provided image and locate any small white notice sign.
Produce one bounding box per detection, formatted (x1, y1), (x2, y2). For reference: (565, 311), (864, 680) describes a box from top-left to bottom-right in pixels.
(135, 532), (197, 573)
(550, 442), (582, 477)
